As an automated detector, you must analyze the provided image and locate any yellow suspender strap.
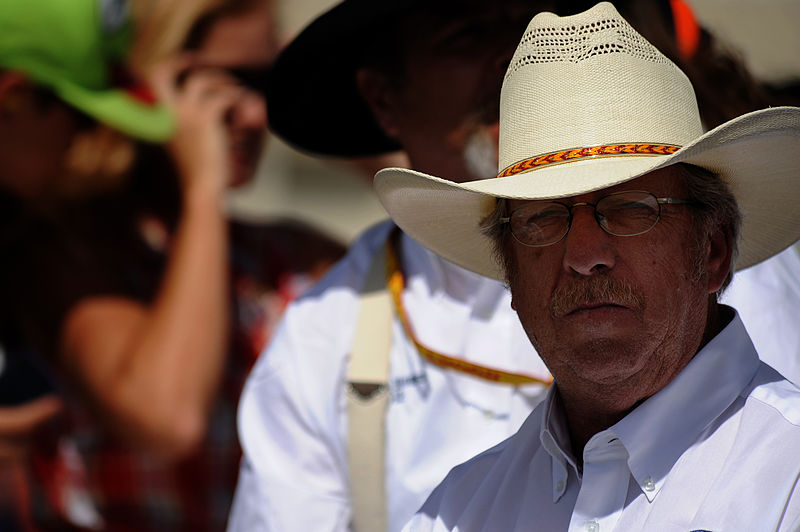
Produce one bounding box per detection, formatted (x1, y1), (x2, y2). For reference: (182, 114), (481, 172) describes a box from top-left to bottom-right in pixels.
(346, 228), (551, 531)
(385, 231), (552, 387)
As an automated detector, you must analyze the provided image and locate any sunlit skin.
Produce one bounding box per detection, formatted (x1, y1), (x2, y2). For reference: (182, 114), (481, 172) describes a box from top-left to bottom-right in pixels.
(191, 1), (277, 187)
(506, 167), (732, 456)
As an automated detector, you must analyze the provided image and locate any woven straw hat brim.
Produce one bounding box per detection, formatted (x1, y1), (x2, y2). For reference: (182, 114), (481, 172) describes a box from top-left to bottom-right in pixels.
(375, 106), (800, 280)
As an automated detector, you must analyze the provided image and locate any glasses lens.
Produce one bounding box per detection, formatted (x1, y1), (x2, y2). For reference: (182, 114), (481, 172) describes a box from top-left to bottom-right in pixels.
(596, 191), (660, 236)
(509, 202), (570, 246)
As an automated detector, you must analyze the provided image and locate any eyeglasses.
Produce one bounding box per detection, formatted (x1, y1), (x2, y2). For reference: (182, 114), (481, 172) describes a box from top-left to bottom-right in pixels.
(500, 190), (694, 247)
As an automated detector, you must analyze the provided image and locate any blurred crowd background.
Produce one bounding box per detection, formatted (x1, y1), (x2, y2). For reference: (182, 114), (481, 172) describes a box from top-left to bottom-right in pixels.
(1, 0), (798, 530)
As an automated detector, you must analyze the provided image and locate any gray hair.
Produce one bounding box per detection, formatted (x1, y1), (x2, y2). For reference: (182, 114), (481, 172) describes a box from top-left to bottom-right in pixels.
(479, 163), (742, 295)
(679, 163), (741, 292)
(480, 195), (514, 285)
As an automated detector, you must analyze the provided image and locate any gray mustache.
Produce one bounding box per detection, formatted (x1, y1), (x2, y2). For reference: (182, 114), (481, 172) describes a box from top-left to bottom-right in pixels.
(550, 277), (644, 318)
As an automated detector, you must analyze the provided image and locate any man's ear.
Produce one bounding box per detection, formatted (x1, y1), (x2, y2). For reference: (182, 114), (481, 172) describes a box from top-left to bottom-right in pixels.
(0, 71), (33, 116)
(706, 225), (733, 294)
(355, 67), (401, 139)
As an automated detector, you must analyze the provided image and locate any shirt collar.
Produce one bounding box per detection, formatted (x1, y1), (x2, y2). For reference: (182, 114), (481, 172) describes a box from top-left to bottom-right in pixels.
(612, 306), (760, 502)
(538, 307), (761, 503)
(539, 385), (577, 502)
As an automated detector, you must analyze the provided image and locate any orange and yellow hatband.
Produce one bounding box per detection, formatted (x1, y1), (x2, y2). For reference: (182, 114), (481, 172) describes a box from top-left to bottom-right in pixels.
(498, 143), (681, 178)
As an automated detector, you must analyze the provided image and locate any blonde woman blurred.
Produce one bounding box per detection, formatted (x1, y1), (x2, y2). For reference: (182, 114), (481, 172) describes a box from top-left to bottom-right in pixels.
(1, 0), (343, 529)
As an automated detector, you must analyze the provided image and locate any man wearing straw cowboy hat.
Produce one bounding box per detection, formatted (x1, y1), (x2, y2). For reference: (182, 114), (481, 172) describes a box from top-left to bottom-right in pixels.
(231, 0), (800, 530)
(376, 2), (800, 530)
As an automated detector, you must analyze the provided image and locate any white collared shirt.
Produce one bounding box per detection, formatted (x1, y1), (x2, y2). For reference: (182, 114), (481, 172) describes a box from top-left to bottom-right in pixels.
(406, 310), (800, 532)
(227, 221), (549, 532)
(722, 243), (800, 385)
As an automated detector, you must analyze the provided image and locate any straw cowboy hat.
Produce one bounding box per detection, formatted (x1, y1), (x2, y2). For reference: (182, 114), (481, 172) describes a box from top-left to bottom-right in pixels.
(374, 1), (800, 281)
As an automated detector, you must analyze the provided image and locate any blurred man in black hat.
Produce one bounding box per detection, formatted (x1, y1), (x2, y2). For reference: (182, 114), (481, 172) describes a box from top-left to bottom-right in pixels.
(228, 2), (554, 531)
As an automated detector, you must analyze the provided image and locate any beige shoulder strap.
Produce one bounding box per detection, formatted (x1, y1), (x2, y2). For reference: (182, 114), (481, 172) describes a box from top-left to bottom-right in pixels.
(347, 231), (394, 531)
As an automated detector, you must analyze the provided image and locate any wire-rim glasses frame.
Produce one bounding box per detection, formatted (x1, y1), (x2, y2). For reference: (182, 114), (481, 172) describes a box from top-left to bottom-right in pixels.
(499, 190), (695, 247)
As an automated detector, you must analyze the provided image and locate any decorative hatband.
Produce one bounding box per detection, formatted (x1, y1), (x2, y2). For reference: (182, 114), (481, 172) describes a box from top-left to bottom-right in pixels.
(498, 143), (681, 177)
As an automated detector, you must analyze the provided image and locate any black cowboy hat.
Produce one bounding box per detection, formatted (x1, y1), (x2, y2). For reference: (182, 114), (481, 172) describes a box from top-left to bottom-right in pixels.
(267, 0), (425, 157)
(267, 0), (564, 158)
(266, 0), (682, 158)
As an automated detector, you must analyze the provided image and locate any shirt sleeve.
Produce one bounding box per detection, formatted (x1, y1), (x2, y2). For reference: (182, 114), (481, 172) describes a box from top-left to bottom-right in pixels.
(227, 283), (361, 531)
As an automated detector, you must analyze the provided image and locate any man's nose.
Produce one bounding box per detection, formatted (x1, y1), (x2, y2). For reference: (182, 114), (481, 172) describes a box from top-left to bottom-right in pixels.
(561, 206), (616, 276)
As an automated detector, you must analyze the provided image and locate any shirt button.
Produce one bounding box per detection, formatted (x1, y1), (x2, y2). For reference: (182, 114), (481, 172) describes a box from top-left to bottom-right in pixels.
(643, 477), (655, 492)
(586, 520), (599, 532)
(556, 480), (564, 491)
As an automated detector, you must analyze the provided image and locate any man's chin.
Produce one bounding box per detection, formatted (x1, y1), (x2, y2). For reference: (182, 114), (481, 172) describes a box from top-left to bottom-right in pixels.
(560, 338), (652, 385)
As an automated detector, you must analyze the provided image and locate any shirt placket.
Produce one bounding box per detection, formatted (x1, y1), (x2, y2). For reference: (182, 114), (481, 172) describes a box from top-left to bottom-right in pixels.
(569, 434), (630, 532)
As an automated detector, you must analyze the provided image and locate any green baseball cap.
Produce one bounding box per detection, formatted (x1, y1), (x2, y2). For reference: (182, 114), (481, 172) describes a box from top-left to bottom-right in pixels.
(0, 0), (174, 142)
